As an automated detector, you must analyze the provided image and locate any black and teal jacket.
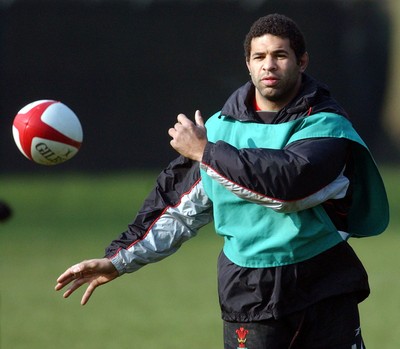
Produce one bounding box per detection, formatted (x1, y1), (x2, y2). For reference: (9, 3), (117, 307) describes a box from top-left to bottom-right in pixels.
(105, 74), (389, 321)
(201, 89), (387, 268)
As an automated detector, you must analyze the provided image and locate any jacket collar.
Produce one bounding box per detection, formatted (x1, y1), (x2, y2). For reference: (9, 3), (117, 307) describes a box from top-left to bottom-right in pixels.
(220, 74), (348, 123)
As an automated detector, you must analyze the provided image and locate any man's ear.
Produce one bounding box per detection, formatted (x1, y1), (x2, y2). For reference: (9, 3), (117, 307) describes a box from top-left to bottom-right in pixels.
(299, 52), (309, 72)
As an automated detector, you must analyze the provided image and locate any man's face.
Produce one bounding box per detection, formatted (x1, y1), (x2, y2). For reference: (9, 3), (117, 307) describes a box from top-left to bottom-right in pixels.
(246, 34), (308, 111)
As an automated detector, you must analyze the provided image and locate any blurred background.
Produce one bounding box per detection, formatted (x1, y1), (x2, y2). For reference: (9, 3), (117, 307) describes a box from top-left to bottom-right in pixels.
(1, 1), (400, 348)
(0, 0), (399, 173)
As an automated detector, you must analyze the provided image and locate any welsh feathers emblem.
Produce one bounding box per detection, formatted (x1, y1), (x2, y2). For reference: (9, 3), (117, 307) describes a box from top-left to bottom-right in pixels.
(236, 327), (249, 349)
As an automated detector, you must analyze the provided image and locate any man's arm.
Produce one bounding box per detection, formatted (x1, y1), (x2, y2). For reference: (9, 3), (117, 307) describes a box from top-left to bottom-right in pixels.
(167, 110), (351, 212)
(55, 155), (213, 304)
(105, 156), (213, 274)
(200, 137), (351, 212)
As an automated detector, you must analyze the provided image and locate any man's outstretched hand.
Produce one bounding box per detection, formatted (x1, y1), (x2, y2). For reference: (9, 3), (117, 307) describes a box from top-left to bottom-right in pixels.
(55, 258), (119, 305)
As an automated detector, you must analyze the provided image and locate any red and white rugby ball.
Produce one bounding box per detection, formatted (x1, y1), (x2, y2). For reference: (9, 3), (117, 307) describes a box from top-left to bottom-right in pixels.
(12, 100), (83, 165)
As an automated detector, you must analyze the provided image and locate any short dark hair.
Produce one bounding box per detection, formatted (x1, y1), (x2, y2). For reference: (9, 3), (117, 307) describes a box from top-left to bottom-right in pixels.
(244, 14), (306, 62)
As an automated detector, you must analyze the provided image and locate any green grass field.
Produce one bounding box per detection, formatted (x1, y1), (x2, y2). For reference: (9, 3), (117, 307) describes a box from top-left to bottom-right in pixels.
(0, 167), (399, 348)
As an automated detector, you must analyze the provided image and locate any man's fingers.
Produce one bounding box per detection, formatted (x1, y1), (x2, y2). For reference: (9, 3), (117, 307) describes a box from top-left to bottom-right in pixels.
(195, 110), (204, 128)
(55, 265), (82, 289)
(81, 280), (99, 305)
(176, 113), (190, 125)
(55, 279), (71, 291)
(176, 111), (204, 128)
(60, 280), (95, 306)
(56, 269), (72, 284)
(62, 278), (86, 298)
(55, 273), (75, 290)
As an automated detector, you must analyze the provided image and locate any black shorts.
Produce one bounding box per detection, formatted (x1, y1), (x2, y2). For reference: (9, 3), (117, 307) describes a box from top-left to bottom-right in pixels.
(223, 294), (365, 349)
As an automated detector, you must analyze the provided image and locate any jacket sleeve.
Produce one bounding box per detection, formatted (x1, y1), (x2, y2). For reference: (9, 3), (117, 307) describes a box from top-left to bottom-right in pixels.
(105, 156), (213, 275)
(200, 137), (351, 212)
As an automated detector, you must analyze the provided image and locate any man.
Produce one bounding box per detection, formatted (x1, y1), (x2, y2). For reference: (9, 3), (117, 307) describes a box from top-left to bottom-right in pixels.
(55, 14), (388, 348)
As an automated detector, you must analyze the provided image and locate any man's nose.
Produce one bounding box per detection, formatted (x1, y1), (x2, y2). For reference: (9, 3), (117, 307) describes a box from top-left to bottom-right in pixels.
(263, 56), (277, 71)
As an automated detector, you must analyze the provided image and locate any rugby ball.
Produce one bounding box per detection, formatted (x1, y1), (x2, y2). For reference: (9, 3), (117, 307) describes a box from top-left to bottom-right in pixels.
(12, 100), (83, 165)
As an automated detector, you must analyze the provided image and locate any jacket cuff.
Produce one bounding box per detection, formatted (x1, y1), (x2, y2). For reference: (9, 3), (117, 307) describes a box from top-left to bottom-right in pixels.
(201, 141), (214, 165)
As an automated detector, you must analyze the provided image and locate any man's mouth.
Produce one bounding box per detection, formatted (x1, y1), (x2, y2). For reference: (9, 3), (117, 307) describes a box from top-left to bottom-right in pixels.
(261, 76), (279, 87)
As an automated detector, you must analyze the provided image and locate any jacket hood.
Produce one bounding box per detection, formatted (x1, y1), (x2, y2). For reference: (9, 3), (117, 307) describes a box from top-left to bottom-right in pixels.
(220, 74), (348, 123)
